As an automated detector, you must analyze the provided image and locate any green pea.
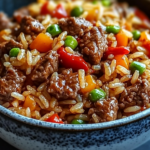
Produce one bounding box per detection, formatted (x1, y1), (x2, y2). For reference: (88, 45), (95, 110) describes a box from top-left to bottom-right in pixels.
(71, 6), (84, 17)
(9, 48), (20, 57)
(132, 30), (141, 40)
(106, 25), (121, 34)
(64, 36), (78, 50)
(71, 119), (86, 124)
(101, 0), (111, 7)
(129, 61), (146, 75)
(92, 0), (99, 4)
(46, 24), (62, 37)
(89, 89), (106, 102)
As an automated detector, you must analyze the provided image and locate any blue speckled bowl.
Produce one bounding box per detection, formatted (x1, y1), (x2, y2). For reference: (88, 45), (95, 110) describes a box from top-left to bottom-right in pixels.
(1, 0), (150, 150)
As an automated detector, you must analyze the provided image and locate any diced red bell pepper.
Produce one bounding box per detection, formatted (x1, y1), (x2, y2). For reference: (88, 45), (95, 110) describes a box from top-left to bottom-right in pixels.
(135, 8), (149, 22)
(103, 47), (130, 59)
(52, 4), (68, 19)
(134, 8), (150, 29)
(41, 1), (51, 15)
(57, 47), (89, 72)
(142, 42), (150, 58)
(45, 114), (64, 124)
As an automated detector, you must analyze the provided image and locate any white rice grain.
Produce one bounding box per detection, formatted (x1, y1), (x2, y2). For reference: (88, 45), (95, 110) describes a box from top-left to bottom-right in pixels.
(53, 41), (64, 51)
(27, 51), (33, 66)
(131, 70), (139, 84)
(124, 106), (141, 113)
(39, 95), (49, 108)
(78, 69), (86, 88)
(11, 92), (25, 101)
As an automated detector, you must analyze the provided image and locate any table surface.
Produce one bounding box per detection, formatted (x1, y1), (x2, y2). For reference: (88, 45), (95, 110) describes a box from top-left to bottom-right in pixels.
(0, 138), (150, 150)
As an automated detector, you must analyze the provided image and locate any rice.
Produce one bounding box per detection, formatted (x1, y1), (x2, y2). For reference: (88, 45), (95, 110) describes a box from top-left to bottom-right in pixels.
(70, 102), (84, 114)
(104, 62), (111, 77)
(34, 97), (45, 109)
(116, 65), (130, 75)
(76, 94), (82, 102)
(17, 49), (25, 61)
(58, 31), (67, 41)
(37, 82), (47, 92)
(3, 62), (11, 68)
(39, 94), (49, 108)
(11, 92), (25, 101)
(26, 66), (32, 75)
(49, 97), (57, 108)
(92, 65), (101, 71)
(4, 54), (9, 62)
(22, 91), (32, 97)
(32, 55), (41, 66)
(26, 107), (31, 118)
(78, 69), (86, 88)
(20, 32), (28, 50)
(40, 111), (54, 121)
(27, 51), (33, 66)
(129, 52), (144, 59)
(59, 100), (76, 105)
(131, 70), (139, 84)
(11, 100), (19, 108)
(53, 41), (64, 51)
(109, 82), (124, 88)
(110, 59), (116, 73)
(31, 49), (40, 56)
(92, 113), (99, 123)
(120, 75), (132, 82)
(65, 47), (74, 54)
(124, 106), (141, 113)
(114, 87), (125, 96)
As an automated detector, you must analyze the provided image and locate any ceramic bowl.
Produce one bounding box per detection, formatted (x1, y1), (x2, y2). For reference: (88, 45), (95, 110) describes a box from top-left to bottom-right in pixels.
(1, 0), (150, 150)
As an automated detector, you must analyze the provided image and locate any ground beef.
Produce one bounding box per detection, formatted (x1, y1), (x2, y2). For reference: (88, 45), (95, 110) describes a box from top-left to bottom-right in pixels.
(0, 39), (23, 57)
(0, 68), (26, 102)
(13, 7), (29, 23)
(58, 17), (92, 36)
(19, 16), (44, 35)
(58, 17), (107, 65)
(0, 59), (4, 76)
(31, 51), (59, 85)
(0, 12), (11, 31)
(88, 97), (118, 123)
(48, 69), (80, 99)
(80, 26), (108, 65)
(119, 78), (150, 109)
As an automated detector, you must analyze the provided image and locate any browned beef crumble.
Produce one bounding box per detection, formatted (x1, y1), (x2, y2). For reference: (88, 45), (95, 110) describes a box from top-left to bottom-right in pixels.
(0, 68), (26, 102)
(0, 39), (23, 57)
(0, 12), (11, 31)
(31, 51), (59, 85)
(88, 97), (118, 122)
(13, 7), (29, 22)
(80, 26), (108, 65)
(19, 16), (45, 35)
(58, 17), (92, 36)
(0, 59), (4, 76)
(119, 78), (150, 109)
(58, 17), (108, 65)
(48, 69), (80, 99)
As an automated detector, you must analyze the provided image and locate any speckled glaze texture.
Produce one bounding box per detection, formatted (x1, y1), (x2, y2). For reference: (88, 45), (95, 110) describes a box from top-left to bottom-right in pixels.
(1, 105), (150, 150)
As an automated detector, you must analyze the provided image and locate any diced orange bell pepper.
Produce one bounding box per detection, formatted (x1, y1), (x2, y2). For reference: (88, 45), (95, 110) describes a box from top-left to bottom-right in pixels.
(0, 30), (7, 42)
(139, 31), (150, 42)
(81, 75), (96, 94)
(86, 9), (99, 24)
(124, 22), (132, 31)
(114, 55), (129, 69)
(30, 33), (53, 53)
(116, 31), (128, 47)
(23, 95), (36, 111)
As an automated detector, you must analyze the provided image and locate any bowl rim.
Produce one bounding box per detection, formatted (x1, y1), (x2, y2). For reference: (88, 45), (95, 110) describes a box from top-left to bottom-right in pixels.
(0, 105), (150, 131)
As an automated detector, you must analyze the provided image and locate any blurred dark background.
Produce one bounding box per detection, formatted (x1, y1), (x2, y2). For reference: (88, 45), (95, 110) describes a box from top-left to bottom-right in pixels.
(0, 0), (150, 149)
